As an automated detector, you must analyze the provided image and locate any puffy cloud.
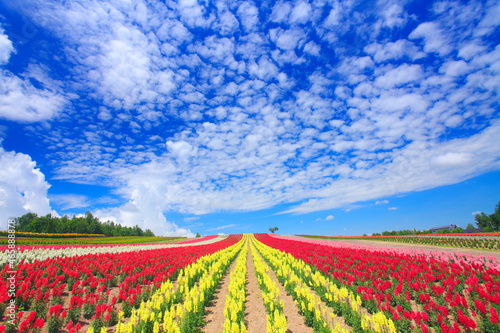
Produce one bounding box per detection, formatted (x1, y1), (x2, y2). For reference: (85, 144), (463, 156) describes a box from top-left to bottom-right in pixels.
(290, 2), (312, 24)
(94, 201), (194, 237)
(374, 64), (424, 88)
(0, 29), (14, 65)
(270, 28), (306, 50)
(409, 22), (452, 55)
(364, 39), (425, 63)
(0, 71), (67, 122)
(0, 147), (53, 229)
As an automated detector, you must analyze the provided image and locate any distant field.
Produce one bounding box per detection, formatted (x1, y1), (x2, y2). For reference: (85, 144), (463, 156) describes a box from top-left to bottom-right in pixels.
(297, 233), (500, 250)
(0, 235), (185, 245)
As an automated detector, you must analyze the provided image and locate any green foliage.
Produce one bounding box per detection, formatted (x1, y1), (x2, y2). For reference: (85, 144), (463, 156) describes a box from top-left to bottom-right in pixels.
(15, 211), (155, 237)
(474, 201), (500, 230)
(195, 232), (201, 238)
(269, 227), (279, 233)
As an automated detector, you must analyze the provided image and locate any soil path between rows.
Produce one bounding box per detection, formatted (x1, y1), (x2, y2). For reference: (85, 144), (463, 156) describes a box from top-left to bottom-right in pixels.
(284, 235), (500, 262)
(251, 239), (314, 333)
(203, 246), (242, 333)
(244, 240), (268, 333)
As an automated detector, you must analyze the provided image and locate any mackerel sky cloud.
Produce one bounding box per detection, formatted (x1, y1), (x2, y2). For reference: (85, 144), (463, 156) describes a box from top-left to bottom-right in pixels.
(0, 0), (499, 236)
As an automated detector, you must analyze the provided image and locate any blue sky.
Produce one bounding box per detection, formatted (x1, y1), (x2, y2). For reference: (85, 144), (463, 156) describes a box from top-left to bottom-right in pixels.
(0, 0), (499, 236)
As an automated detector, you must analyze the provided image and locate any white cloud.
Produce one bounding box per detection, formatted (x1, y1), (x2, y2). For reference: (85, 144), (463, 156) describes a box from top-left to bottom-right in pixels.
(94, 201), (194, 237)
(290, 2), (312, 24)
(439, 60), (471, 77)
(50, 194), (89, 210)
(270, 28), (306, 50)
(375, 200), (389, 205)
(364, 40), (425, 63)
(325, 215), (334, 220)
(237, 3), (259, 32)
(0, 28), (14, 65)
(303, 41), (321, 56)
(0, 72), (67, 122)
(472, 211), (482, 216)
(281, 121), (500, 214)
(409, 22), (452, 55)
(0, 27), (66, 122)
(374, 64), (424, 88)
(381, 4), (406, 28)
(166, 140), (197, 161)
(0, 147), (53, 229)
(388, 207), (398, 210)
(206, 224), (236, 231)
(217, 11), (240, 36)
(270, 2), (291, 23)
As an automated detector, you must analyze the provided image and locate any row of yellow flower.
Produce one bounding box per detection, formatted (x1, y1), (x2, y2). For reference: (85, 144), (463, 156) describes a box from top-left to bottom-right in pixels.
(249, 237), (287, 333)
(87, 236), (245, 333)
(223, 235), (249, 333)
(253, 235), (397, 333)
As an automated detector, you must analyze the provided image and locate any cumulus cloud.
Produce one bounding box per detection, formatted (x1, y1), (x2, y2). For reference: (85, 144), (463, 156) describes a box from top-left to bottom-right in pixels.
(0, 147), (53, 229)
(94, 201), (194, 237)
(0, 28), (14, 65)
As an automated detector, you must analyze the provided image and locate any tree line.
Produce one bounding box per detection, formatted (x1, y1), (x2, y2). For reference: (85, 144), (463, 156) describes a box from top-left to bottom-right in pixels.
(15, 211), (155, 237)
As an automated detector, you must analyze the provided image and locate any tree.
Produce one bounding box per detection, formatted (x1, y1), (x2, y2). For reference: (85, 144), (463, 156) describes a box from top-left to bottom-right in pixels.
(17, 213), (38, 232)
(195, 232), (201, 238)
(269, 227), (279, 233)
(466, 223), (475, 230)
(475, 212), (492, 229)
(451, 227), (464, 233)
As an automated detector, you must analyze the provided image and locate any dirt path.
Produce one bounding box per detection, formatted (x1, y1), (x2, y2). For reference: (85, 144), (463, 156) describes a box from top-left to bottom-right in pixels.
(287, 235), (500, 262)
(244, 241), (268, 333)
(203, 246), (243, 333)
(251, 240), (314, 333)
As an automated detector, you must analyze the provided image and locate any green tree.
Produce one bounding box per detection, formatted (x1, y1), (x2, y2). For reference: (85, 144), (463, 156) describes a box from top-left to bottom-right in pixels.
(195, 232), (201, 238)
(17, 213), (38, 232)
(466, 223), (475, 230)
(269, 227), (279, 233)
(491, 201), (500, 230)
(475, 212), (492, 229)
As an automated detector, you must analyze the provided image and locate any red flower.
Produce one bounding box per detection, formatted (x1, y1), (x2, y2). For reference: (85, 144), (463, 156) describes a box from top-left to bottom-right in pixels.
(491, 306), (499, 324)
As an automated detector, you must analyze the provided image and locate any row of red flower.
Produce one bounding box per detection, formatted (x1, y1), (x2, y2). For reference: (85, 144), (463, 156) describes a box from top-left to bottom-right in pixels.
(0, 235), (241, 333)
(256, 234), (500, 333)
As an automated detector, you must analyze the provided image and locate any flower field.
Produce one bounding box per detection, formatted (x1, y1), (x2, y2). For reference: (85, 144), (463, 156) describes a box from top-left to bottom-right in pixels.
(298, 234), (500, 251)
(2, 234), (500, 333)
